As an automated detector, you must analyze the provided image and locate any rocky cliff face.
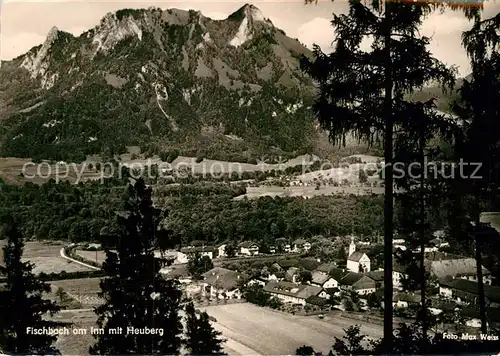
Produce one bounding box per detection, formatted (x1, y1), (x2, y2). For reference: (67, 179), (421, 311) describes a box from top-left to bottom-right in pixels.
(0, 4), (320, 162)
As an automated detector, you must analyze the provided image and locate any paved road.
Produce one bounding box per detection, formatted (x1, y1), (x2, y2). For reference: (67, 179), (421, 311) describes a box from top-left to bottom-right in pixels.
(59, 248), (100, 271)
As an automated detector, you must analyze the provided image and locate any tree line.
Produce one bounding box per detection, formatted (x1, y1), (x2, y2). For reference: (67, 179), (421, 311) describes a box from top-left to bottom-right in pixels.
(0, 179), (226, 355)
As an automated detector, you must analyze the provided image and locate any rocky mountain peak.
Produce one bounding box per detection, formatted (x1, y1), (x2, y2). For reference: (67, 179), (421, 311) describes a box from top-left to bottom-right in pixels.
(92, 11), (144, 55)
(20, 26), (61, 80)
(227, 4), (271, 47)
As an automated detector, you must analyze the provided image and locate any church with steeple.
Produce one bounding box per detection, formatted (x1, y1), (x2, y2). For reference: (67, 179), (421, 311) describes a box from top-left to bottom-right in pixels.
(346, 237), (371, 273)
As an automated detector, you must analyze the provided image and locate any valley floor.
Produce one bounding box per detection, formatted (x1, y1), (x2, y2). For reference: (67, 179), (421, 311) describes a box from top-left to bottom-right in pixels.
(199, 303), (384, 355)
(49, 301), (384, 355)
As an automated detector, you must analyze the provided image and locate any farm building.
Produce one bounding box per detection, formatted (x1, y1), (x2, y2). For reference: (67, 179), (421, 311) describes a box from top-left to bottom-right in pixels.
(311, 271), (338, 289)
(315, 263), (337, 274)
(365, 270), (385, 289)
(431, 258), (492, 285)
(263, 280), (328, 306)
(160, 264), (191, 284)
(459, 306), (500, 328)
(238, 241), (259, 256)
(439, 279), (500, 307)
(180, 246), (215, 261)
(292, 239), (311, 253)
(284, 267), (300, 284)
(340, 273), (376, 295)
(201, 267), (249, 300)
(247, 277), (268, 287)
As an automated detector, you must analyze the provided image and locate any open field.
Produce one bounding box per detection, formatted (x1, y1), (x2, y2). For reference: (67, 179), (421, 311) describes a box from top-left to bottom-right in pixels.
(75, 250), (106, 266)
(200, 303), (384, 355)
(49, 278), (103, 307)
(121, 154), (320, 174)
(234, 185), (386, 200)
(0, 154), (321, 185)
(0, 240), (93, 275)
(49, 309), (97, 355)
(0, 157), (102, 185)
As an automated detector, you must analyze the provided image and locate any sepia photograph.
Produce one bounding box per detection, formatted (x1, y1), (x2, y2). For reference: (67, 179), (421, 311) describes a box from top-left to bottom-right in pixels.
(0, 0), (499, 354)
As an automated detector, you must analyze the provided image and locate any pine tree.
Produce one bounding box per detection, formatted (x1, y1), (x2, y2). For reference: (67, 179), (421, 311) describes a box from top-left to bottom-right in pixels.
(300, 0), (456, 349)
(0, 218), (60, 355)
(90, 179), (183, 355)
(449, 11), (500, 334)
(329, 325), (367, 356)
(187, 252), (214, 280)
(392, 97), (461, 350)
(184, 301), (226, 355)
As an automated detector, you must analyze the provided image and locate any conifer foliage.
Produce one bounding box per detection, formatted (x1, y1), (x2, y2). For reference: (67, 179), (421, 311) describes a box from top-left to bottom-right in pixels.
(90, 179), (183, 355)
(301, 0), (455, 348)
(184, 301), (226, 356)
(0, 219), (60, 355)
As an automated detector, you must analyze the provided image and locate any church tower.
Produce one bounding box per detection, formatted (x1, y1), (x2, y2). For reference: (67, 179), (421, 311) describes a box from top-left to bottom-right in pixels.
(348, 236), (356, 257)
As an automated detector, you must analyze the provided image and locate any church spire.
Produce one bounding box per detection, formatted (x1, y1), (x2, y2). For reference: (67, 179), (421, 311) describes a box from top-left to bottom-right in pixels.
(348, 236), (356, 256)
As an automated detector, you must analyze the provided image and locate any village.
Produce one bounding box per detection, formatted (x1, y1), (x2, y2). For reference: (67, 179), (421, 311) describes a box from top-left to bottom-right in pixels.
(144, 234), (500, 333)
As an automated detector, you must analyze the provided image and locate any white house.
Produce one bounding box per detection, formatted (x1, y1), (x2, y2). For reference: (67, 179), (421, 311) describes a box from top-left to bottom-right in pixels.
(176, 251), (189, 264)
(293, 239), (312, 253)
(154, 250), (189, 265)
(180, 246), (215, 261)
(284, 244), (291, 253)
(439, 284), (453, 299)
(217, 244), (227, 258)
(238, 241), (259, 256)
(201, 267), (249, 300)
(247, 277), (267, 287)
(438, 278), (500, 307)
(393, 262), (408, 290)
(311, 271), (338, 289)
(267, 273), (279, 281)
(346, 238), (371, 273)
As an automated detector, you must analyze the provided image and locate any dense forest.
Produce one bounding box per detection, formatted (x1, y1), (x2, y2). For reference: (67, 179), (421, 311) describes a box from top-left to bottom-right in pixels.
(0, 177), (447, 245)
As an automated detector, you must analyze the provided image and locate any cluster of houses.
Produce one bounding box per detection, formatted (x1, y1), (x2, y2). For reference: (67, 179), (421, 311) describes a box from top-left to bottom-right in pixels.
(156, 238), (312, 265)
(153, 225), (500, 329)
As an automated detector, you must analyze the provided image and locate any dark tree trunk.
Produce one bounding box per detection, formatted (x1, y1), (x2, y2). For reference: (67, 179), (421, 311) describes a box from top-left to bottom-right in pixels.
(475, 208), (487, 334)
(419, 124), (427, 346)
(383, 3), (394, 351)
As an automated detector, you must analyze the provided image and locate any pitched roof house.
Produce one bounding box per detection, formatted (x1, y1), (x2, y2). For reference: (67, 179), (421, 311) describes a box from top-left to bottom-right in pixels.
(366, 270), (385, 288)
(431, 258), (491, 284)
(316, 263), (337, 274)
(293, 239), (312, 252)
(201, 267), (249, 299)
(329, 267), (348, 282)
(311, 271), (338, 289)
(160, 264), (191, 282)
(340, 272), (376, 295)
(284, 267), (300, 283)
(238, 241), (259, 256)
(263, 280), (328, 305)
(439, 278), (500, 306)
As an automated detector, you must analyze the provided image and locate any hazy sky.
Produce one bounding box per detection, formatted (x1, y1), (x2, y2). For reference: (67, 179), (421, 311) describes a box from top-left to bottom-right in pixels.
(1, 0), (499, 76)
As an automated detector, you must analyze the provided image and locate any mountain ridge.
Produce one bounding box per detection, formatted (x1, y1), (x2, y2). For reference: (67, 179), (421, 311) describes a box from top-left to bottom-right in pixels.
(0, 4), (320, 162)
(0, 4), (459, 163)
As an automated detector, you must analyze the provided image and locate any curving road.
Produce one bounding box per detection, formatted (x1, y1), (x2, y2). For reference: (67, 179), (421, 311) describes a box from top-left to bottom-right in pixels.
(59, 248), (101, 271)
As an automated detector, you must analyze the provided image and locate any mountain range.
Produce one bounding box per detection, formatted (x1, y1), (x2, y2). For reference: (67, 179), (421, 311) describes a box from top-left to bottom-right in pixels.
(0, 4), (458, 163)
